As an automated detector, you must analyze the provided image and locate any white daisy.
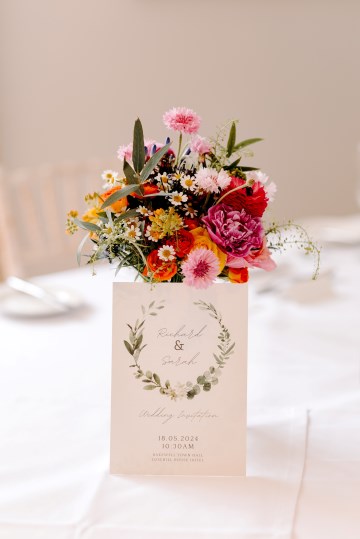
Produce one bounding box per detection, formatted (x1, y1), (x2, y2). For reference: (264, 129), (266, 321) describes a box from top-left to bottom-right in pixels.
(145, 227), (159, 242)
(155, 172), (173, 191)
(158, 245), (176, 262)
(169, 191), (188, 206)
(124, 225), (141, 241)
(136, 205), (152, 217)
(102, 170), (119, 188)
(180, 175), (197, 191)
(184, 204), (198, 217)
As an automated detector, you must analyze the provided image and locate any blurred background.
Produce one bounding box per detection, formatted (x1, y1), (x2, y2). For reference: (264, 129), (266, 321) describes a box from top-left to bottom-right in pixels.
(0, 0), (359, 278)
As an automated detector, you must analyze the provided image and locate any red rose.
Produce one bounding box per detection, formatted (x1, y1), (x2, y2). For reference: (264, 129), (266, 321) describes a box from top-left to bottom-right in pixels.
(166, 229), (194, 258)
(183, 217), (200, 230)
(222, 177), (268, 218)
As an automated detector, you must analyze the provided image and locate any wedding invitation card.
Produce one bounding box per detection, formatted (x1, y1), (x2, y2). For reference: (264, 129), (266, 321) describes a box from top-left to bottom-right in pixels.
(110, 282), (247, 476)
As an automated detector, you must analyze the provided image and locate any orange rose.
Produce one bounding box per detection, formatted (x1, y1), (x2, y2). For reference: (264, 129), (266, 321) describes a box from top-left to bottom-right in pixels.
(189, 227), (227, 273)
(102, 186), (128, 213)
(143, 250), (177, 281)
(228, 267), (249, 283)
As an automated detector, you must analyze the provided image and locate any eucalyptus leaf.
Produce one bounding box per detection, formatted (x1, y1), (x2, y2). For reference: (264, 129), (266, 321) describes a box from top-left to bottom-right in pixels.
(115, 209), (139, 222)
(153, 373), (160, 385)
(226, 121), (236, 157)
(233, 138), (263, 151)
(140, 142), (171, 181)
(124, 159), (141, 185)
(101, 184), (141, 209)
(132, 118), (145, 173)
(146, 370), (152, 379)
(76, 233), (89, 265)
(74, 218), (101, 232)
(143, 384), (157, 390)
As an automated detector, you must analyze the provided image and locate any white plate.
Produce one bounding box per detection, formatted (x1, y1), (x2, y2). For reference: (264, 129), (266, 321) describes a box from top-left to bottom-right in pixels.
(1, 285), (85, 318)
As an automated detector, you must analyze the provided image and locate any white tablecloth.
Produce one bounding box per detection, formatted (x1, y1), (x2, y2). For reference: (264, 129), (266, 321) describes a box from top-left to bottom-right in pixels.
(0, 245), (359, 538)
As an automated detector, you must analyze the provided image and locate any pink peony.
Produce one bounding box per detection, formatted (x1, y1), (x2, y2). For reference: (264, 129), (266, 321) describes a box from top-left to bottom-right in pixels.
(190, 135), (212, 155)
(202, 203), (264, 258)
(195, 168), (231, 194)
(227, 238), (276, 271)
(182, 248), (219, 289)
(163, 107), (201, 134)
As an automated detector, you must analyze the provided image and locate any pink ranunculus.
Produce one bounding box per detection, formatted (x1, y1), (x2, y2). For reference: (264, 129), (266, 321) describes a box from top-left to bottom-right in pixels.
(163, 107), (201, 134)
(190, 135), (212, 155)
(202, 203), (264, 258)
(227, 238), (277, 271)
(181, 248), (219, 289)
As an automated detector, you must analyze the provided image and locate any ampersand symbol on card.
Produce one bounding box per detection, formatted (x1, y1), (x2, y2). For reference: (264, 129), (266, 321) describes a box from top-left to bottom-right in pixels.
(174, 340), (184, 351)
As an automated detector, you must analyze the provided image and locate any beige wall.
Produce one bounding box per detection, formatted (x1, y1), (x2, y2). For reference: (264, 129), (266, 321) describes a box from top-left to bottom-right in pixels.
(0, 0), (359, 220)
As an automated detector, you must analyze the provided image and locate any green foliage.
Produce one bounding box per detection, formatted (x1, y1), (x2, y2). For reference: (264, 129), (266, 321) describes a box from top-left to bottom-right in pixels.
(132, 118), (145, 173)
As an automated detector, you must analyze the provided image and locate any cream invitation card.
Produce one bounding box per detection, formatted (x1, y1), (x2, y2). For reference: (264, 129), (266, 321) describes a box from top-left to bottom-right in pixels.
(110, 282), (247, 476)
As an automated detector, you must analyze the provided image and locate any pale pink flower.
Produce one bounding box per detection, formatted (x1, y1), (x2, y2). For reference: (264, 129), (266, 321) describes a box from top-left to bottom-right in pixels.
(117, 142), (133, 161)
(117, 140), (163, 162)
(182, 248), (219, 289)
(190, 135), (212, 155)
(163, 107), (201, 134)
(144, 139), (163, 156)
(246, 170), (277, 202)
(195, 167), (231, 193)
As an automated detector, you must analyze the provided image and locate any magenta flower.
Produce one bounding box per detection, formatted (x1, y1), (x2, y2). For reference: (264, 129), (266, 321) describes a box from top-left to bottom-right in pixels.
(202, 204), (264, 258)
(163, 107), (201, 134)
(182, 248), (219, 289)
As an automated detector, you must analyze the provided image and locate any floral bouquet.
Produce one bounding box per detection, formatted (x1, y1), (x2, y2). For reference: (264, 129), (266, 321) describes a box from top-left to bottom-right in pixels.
(67, 107), (319, 286)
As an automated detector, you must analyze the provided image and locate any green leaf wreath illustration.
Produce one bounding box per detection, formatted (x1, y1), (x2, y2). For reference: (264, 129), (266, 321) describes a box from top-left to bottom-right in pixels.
(123, 299), (235, 401)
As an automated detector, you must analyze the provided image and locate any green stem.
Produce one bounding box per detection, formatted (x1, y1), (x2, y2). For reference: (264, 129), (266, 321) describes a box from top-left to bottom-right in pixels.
(175, 132), (183, 167)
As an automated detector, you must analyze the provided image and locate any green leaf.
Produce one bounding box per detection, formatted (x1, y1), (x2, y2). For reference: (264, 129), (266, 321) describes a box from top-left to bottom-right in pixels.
(233, 138), (263, 151)
(73, 218), (101, 232)
(124, 159), (141, 185)
(153, 373), (160, 385)
(124, 340), (133, 355)
(203, 382), (212, 391)
(224, 157), (241, 170)
(146, 370), (152, 379)
(143, 384), (157, 390)
(101, 184), (141, 209)
(197, 375), (206, 385)
(76, 233), (89, 265)
(132, 118), (145, 173)
(140, 142), (171, 181)
(239, 166), (259, 171)
(115, 209), (139, 222)
(226, 121), (236, 157)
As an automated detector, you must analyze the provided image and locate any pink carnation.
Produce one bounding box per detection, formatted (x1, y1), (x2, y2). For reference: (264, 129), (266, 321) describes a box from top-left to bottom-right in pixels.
(190, 135), (212, 155)
(195, 168), (231, 193)
(202, 203), (263, 258)
(182, 248), (219, 289)
(163, 107), (201, 134)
